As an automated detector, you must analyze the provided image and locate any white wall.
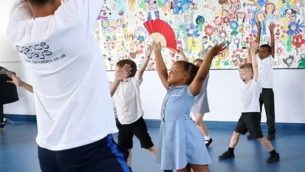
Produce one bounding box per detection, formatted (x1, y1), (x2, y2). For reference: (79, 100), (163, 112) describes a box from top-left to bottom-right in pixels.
(1, 2), (304, 123)
(3, 69), (305, 123)
(107, 70), (305, 123)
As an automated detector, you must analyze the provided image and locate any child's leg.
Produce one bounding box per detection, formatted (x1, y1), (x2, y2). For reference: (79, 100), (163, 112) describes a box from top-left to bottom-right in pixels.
(177, 164), (191, 172)
(219, 113), (248, 160)
(116, 119), (134, 167)
(148, 145), (158, 155)
(194, 113), (211, 144)
(190, 164), (209, 172)
(0, 105), (5, 129)
(261, 89), (276, 139)
(132, 117), (156, 155)
(229, 131), (241, 148)
(257, 137), (274, 151)
(230, 113), (248, 148)
(246, 113), (280, 163)
(0, 104), (4, 123)
(127, 149), (132, 166)
(219, 131), (241, 160)
(257, 137), (280, 163)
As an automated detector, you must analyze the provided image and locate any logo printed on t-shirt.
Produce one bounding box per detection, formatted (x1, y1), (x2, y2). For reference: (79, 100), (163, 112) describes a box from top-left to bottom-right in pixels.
(16, 42), (66, 64)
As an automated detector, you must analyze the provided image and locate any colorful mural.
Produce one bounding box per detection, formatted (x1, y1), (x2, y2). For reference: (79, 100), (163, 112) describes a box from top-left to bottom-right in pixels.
(96, 0), (305, 70)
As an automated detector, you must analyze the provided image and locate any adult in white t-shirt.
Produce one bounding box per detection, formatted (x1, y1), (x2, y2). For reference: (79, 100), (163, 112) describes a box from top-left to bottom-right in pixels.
(6, 0), (130, 171)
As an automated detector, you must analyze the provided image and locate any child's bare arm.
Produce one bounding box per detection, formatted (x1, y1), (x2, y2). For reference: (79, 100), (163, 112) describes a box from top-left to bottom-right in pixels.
(247, 47), (252, 64)
(110, 64), (131, 96)
(250, 42), (259, 81)
(189, 44), (226, 96)
(7, 73), (33, 93)
(255, 21), (261, 44)
(137, 44), (152, 79)
(153, 43), (169, 90)
(269, 22), (275, 58)
(176, 47), (188, 61)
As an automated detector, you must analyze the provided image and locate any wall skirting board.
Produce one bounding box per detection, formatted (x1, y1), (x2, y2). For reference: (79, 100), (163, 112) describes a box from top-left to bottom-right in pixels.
(4, 114), (305, 131)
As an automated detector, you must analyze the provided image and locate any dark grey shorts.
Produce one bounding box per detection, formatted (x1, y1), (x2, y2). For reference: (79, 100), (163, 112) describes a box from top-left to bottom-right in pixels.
(234, 112), (263, 138)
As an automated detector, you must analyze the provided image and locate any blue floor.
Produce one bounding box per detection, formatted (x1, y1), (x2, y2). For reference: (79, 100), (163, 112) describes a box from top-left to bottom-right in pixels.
(1, 120), (305, 172)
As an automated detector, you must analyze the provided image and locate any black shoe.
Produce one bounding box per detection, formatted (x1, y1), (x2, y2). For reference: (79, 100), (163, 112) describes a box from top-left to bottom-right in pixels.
(219, 150), (235, 160)
(267, 133), (275, 140)
(205, 138), (213, 147)
(0, 122), (5, 129)
(247, 134), (255, 140)
(267, 152), (280, 163)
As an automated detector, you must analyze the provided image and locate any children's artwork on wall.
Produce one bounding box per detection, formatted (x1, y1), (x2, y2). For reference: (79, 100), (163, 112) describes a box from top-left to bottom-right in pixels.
(96, 0), (305, 70)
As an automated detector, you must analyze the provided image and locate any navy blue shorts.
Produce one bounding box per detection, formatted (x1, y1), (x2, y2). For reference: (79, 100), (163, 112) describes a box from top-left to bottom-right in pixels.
(38, 135), (130, 172)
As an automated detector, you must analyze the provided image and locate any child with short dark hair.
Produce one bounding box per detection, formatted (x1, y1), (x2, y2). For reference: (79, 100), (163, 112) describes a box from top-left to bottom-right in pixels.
(218, 42), (280, 163)
(153, 42), (226, 172)
(252, 21), (277, 140)
(111, 45), (157, 169)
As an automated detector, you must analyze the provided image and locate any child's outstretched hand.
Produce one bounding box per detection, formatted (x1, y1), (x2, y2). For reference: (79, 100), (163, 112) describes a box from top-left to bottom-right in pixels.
(152, 42), (162, 53)
(207, 43), (227, 58)
(250, 42), (259, 54)
(114, 64), (132, 82)
(146, 44), (153, 56)
(6, 73), (22, 87)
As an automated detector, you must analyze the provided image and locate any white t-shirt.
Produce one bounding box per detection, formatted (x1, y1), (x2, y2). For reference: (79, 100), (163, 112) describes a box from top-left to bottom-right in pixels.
(257, 55), (274, 88)
(240, 79), (262, 113)
(6, 0), (117, 150)
(113, 76), (144, 124)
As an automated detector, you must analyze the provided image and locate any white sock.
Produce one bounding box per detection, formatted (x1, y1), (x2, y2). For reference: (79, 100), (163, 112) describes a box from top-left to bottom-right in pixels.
(204, 136), (211, 141)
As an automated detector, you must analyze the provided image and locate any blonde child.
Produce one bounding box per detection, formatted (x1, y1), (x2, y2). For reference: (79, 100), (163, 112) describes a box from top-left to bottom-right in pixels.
(218, 42), (280, 163)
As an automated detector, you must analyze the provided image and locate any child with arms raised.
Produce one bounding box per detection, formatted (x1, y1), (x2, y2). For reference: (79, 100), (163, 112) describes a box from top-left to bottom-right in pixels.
(218, 42), (280, 163)
(177, 49), (213, 147)
(111, 45), (157, 170)
(153, 42), (226, 172)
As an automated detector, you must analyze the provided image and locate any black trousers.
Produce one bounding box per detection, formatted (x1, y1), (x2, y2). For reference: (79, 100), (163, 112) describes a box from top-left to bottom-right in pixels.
(0, 104), (3, 123)
(259, 88), (276, 134)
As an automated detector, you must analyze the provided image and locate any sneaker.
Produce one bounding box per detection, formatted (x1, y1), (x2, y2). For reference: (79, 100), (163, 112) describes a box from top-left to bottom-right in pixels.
(267, 152), (280, 163)
(267, 133), (275, 140)
(205, 138), (213, 147)
(247, 134), (255, 140)
(219, 150), (235, 160)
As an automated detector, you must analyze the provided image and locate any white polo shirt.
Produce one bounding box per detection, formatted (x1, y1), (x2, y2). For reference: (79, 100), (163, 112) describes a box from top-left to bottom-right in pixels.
(257, 55), (274, 88)
(241, 79), (262, 113)
(7, 0), (117, 150)
(113, 76), (144, 124)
